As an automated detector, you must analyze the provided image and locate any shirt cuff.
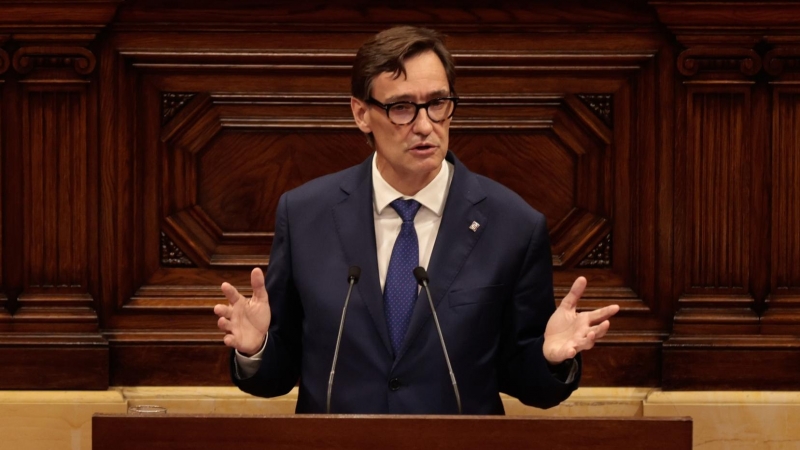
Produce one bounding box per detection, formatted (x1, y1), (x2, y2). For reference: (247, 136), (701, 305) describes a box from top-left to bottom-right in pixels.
(548, 358), (577, 384)
(233, 335), (268, 380)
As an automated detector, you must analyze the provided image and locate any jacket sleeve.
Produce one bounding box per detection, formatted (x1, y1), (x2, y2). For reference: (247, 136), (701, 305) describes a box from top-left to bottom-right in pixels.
(230, 192), (304, 398)
(496, 213), (581, 409)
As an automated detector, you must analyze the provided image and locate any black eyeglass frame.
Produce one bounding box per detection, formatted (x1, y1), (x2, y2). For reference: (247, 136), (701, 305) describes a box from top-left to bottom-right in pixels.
(367, 96), (459, 125)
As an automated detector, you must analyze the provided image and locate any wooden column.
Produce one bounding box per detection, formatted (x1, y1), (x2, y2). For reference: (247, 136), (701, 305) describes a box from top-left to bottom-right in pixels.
(0, 35), (9, 329)
(0, 1), (120, 389)
(653, 0), (800, 389)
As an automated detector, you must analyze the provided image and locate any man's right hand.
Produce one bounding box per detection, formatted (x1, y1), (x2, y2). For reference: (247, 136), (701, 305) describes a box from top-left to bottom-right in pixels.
(214, 268), (271, 356)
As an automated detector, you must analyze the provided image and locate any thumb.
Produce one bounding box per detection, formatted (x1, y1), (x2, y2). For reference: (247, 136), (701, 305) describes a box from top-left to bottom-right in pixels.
(251, 268), (267, 301)
(560, 276), (586, 310)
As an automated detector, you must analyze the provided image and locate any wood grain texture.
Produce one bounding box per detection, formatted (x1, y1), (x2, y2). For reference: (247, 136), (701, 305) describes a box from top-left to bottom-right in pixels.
(771, 90), (800, 291)
(685, 90), (750, 292)
(0, 0), (798, 391)
(0, 22), (109, 387)
(0, 334), (107, 389)
(93, 414), (692, 450)
(96, 26), (665, 385)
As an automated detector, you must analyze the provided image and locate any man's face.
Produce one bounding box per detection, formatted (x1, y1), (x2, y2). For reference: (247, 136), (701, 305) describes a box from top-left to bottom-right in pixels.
(351, 50), (452, 195)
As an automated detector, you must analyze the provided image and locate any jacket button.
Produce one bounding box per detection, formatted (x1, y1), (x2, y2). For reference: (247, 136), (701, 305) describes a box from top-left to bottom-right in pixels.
(389, 378), (402, 391)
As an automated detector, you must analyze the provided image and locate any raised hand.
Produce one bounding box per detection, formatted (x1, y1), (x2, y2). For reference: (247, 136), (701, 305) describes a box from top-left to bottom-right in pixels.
(214, 268), (272, 356)
(542, 277), (620, 365)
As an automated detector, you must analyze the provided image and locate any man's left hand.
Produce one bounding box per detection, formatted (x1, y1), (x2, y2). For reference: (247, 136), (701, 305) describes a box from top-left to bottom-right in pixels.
(542, 276), (619, 365)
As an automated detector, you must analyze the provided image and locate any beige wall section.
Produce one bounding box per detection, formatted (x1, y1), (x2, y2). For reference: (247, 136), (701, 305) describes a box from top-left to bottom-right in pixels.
(645, 391), (800, 450)
(0, 388), (798, 449)
(0, 391), (127, 450)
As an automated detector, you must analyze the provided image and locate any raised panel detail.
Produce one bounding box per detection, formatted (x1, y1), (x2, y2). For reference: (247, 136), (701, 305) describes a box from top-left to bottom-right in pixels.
(763, 88), (800, 335)
(685, 91), (750, 292)
(772, 91), (800, 291)
(24, 89), (90, 290)
(160, 93), (372, 268)
(452, 94), (613, 269)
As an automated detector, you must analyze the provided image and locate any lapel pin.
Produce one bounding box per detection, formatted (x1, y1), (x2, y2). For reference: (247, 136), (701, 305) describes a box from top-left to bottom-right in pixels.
(469, 221), (480, 232)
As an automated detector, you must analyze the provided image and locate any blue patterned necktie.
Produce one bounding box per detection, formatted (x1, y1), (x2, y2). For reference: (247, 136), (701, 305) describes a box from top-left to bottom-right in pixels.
(384, 198), (422, 355)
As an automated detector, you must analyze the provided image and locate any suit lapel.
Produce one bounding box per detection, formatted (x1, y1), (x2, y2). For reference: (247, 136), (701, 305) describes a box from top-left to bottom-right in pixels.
(394, 152), (488, 365)
(332, 155), (393, 357)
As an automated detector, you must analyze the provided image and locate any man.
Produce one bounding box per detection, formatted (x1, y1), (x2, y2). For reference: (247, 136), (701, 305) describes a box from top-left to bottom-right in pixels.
(214, 26), (619, 414)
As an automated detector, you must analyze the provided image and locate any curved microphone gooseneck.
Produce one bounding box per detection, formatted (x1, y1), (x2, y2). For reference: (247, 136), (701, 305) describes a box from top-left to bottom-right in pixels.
(326, 266), (361, 414)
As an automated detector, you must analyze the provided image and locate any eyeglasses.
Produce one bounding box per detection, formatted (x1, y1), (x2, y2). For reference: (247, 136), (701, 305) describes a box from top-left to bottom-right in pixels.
(367, 96), (458, 125)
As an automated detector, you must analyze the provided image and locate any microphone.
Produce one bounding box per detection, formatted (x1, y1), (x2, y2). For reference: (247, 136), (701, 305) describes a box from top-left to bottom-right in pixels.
(413, 266), (462, 414)
(326, 265), (361, 414)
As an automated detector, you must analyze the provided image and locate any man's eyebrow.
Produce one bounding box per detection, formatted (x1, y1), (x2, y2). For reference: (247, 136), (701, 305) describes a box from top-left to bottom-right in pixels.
(384, 89), (450, 103)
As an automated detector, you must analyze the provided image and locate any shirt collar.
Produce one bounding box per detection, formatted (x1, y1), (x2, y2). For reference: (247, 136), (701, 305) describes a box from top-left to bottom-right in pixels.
(372, 152), (452, 217)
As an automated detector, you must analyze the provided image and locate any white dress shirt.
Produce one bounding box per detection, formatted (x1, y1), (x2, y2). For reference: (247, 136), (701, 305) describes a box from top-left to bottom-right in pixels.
(372, 154), (453, 289)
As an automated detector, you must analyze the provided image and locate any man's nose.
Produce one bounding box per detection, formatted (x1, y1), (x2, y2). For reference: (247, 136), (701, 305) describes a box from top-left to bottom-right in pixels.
(412, 107), (434, 134)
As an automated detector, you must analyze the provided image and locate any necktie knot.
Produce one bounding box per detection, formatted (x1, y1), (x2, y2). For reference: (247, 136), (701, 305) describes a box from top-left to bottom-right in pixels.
(390, 198), (421, 223)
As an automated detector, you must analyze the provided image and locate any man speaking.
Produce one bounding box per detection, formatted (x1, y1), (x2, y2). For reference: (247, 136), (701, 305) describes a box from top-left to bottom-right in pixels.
(213, 26), (619, 414)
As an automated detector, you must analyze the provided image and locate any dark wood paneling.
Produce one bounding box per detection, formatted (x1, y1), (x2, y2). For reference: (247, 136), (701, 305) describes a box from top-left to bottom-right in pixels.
(109, 338), (229, 386)
(0, 7), (114, 387)
(655, 1), (800, 390)
(772, 91), (800, 291)
(0, 0), (798, 391)
(94, 23), (667, 386)
(663, 337), (800, 390)
(0, 335), (107, 389)
(0, 41), (7, 326)
(93, 415), (693, 450)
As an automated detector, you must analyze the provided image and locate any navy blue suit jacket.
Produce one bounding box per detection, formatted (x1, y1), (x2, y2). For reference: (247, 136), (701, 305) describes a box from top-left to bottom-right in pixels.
(232, 151), (580, 414)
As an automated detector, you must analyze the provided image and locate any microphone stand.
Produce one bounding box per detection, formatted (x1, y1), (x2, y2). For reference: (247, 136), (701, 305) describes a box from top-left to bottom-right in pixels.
(326, 266), (361, 414)
(414, 266), (462, 414)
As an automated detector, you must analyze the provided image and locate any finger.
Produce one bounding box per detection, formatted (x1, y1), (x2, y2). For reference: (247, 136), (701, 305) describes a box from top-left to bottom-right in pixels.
(586, 304), (620, 324)
(213, 303), (231, 319)
(559, 276), (587, 311)
(217, 316), (232, 333)
(250, 268), (268, 302)
(223, 333), (238, 348)
(592, 320), (611, 340)
(221, 282), (243, 305)
(573, 322), (613, 354)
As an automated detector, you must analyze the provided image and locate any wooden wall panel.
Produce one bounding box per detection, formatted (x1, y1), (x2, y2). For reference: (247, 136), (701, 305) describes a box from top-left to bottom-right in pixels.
(772, 91), (800, 292)
(0, 2), (117, 389)
(656, 0), (800, 390)
(0, 0), (798, 391)
(686, 91), (750, 292)
(0, 41), (7, 326)
(762, 60), (800, 336)
(92, 20), (667, 386)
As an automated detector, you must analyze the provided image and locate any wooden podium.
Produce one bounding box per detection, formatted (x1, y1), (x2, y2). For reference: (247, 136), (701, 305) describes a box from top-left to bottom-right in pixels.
(93, 414), (692, 450)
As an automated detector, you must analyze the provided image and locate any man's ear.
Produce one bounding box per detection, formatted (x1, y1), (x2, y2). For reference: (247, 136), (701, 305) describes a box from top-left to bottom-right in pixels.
(351, 97), (372, 134)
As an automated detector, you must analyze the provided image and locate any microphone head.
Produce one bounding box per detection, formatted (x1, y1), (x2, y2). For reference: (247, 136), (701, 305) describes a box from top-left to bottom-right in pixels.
(413, 266), (429, 285)
(348, 266), (361, 283)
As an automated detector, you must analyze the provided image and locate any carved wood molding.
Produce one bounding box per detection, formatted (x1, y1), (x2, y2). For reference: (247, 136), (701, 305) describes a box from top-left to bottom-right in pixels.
(162, 92), (197, 125)
(577, 94), (613, 126)
(111, 1), (657, 32)
(652, 1), (800, 32)
(579, 234), (612, 268)
(764, 47), (800, 76)
(677, 47), (762, 77)
(13, 46), (96, 75)
(0, 48), (8, 75)
(160, 232), (194, 267)
(0, 1), (121, 32)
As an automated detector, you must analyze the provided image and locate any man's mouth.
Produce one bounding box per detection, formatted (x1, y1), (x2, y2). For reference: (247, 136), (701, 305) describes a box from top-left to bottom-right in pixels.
(410, 143), (436, 151)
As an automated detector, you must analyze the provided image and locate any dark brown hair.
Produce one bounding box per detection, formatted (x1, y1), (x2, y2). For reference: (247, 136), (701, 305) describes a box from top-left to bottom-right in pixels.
(351, 26), (456, 102)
